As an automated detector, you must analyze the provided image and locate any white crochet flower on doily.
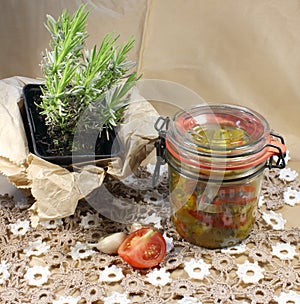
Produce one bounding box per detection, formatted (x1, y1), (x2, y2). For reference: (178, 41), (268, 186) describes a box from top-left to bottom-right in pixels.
(283, 187), (300, 206)
(52, 295), (81, 304)
(178, 296), (202, 304)
(0, 260), (10, 284)
(99, 265), (124, 283)
(24, 239), (50, 257)
(70, 242), (95, 260)
(9, 219), (30, 235)
(279, 168), (298, 182)
(274, 290), (300, 304)
(221, 243), (247, 254)
(236, 261), (264, 284)
(262, 210), (286, 230)
(103, 291), (131, 304)
(184, 258), (211, 280)
(258, 195), (265, 208)
(145, 267), (172, 286)
(163, 232), (174, 253)
(80, 213), (101, 229)
(271, 242), (297, 260)
(24, 265), (51, 286)
(39, 219), (63, 229)
(140, 213), (162, 229)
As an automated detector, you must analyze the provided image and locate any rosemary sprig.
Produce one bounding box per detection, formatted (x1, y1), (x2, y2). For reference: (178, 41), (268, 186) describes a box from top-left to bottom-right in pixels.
(38, 4), (140, 151)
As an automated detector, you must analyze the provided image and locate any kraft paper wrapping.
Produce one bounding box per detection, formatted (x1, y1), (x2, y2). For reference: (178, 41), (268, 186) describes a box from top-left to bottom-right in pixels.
(0, 77), (159, 225)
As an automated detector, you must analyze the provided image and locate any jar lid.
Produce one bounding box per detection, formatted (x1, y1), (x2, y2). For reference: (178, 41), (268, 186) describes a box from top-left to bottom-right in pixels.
(166, 104), (286, 171)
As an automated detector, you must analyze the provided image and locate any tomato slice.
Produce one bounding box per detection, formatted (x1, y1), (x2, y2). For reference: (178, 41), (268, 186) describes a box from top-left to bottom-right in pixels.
(117, 228), (166, 269)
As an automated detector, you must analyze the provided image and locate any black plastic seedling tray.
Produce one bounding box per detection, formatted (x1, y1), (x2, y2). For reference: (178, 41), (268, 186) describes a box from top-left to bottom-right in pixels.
(21, 84), (122, 168)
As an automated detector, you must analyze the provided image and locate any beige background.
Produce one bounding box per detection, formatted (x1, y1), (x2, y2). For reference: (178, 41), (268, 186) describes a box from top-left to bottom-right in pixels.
(0, 0), (148, 78)
(138, 0), (300, 172)
(0, 0), (299, 171)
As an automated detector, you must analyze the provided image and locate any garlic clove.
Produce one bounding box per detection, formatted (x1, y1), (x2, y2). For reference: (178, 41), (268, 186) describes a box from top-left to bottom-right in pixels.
(88, 231), (127, 255)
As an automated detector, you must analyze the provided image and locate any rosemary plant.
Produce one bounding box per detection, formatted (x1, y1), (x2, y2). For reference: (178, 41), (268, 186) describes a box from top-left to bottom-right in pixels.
(39, 4), (140, 152)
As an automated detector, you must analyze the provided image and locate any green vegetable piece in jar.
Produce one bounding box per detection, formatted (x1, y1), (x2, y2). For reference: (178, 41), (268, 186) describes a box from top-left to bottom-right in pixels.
(190, 126), (246, 148)
(213, 128), (245, 146)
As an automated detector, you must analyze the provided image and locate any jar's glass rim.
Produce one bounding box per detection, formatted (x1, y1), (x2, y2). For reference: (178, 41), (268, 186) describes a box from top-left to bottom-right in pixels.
(169, 103), (270, 157)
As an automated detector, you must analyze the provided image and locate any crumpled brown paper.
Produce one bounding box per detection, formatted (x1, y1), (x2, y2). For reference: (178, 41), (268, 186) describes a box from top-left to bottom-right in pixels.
(0, 76), (160, 225)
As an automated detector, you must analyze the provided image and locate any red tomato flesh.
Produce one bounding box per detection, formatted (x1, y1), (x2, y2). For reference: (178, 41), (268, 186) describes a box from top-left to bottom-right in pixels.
(117, 228), (166, 269)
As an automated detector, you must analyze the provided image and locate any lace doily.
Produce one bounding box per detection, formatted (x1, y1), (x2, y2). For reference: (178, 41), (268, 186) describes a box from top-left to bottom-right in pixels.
(0, 165), (300, 304)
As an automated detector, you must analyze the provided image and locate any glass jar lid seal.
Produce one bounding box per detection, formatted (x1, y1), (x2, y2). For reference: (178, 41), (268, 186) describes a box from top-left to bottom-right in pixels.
(166, 104), (285, 170)
(169, 104), (270, 155)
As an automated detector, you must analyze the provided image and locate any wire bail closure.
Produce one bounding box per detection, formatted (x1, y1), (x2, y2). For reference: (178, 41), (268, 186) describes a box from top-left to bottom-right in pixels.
(152, 116), (169, 186)
(265, 132), (286, 169)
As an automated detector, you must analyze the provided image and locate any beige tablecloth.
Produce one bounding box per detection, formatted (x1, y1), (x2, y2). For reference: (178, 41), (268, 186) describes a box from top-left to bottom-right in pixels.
(0, 166), (299, 303)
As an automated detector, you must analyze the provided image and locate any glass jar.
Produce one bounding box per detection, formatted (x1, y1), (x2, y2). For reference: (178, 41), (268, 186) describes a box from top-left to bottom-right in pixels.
(154, 104), (286, 248)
